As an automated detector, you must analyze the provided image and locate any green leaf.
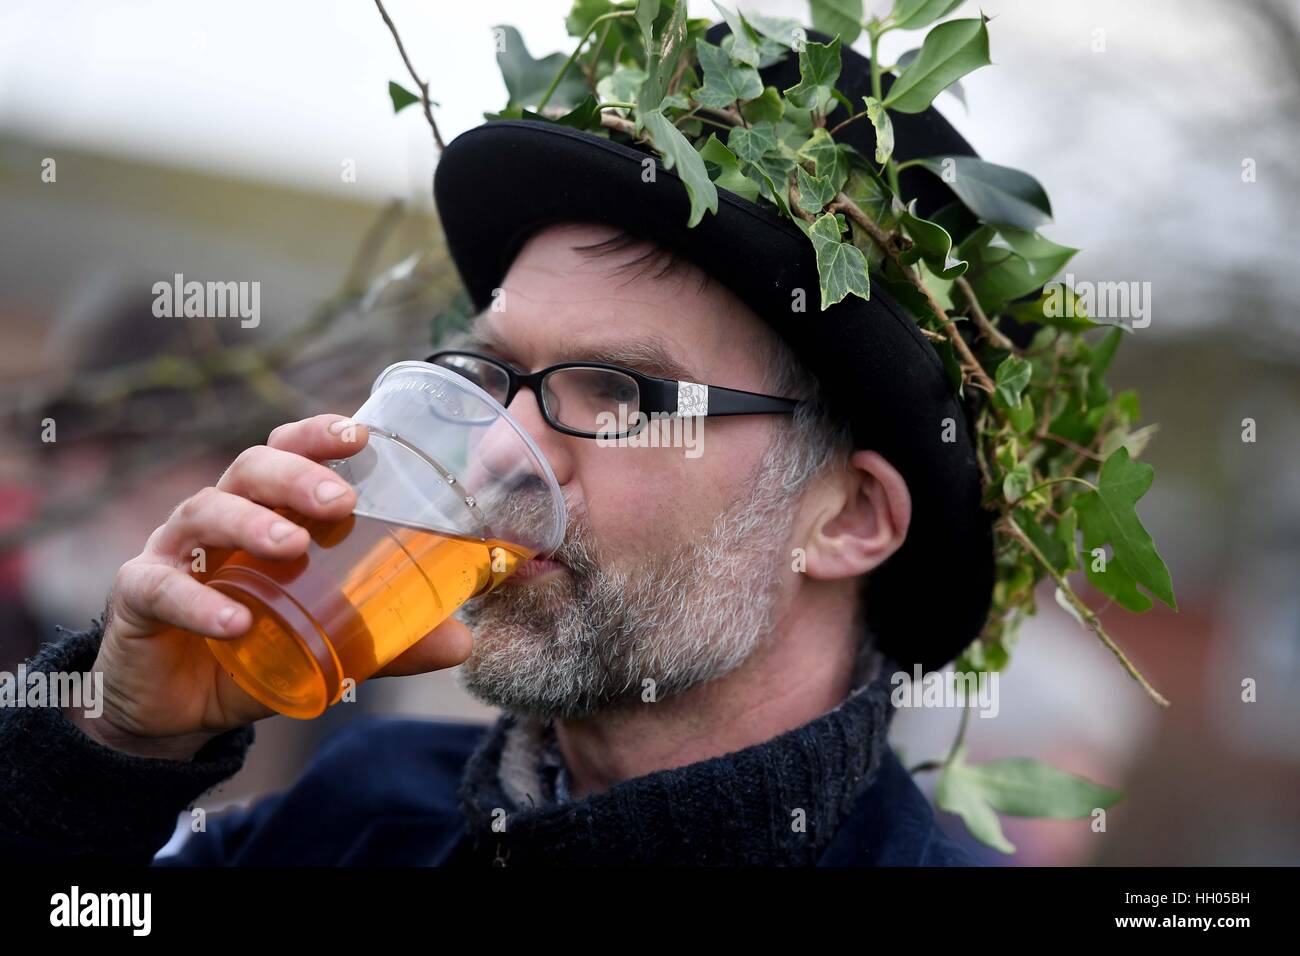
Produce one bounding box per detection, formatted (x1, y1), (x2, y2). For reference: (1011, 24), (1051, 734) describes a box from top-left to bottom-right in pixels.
(1002, 462), (1032, 505)
(699, 133), (760, 201)
(693, 37), (763, 108)
(961, 227), (1077, 307)
(553, 93), (602, 130)
(900, 200), (967, 278)
(1074, 447), (1177, 612)
(892, 0), (965, 31)
(1007, 286), (1097, 333)
(634, 0), (659, 51)
(494, 24), (590, 110)
(795, 165), (836, 214)
(638, 0), (688, 113)
(388, 81), (421, 115)
(936, 746), (1015, 854)
(808, 212), (871, 308)
(641, 109), (719, 227)
(746, 12), (804, 48)
(783, 36), (842, 114)
(809, 0), (863, 46)
(727, 120), (779, 162)
(740, 86), (784, 124)
(796, 128), (851, 191)
(965, 757), (1123, 818)
(884, 16), (991, 114)
(862, 96), (894, 165)
(994, 354), (1032, 408)
(895, 47), (966, 107)
(711, 0), (761, 67)
(915, 157), (1052, 231)
(596, 65), (648, 116)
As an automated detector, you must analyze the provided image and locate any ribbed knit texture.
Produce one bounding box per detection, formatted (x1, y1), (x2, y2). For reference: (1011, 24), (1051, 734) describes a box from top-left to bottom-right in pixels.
(0, 616), (254, 864)
(455, 666), (897, 866)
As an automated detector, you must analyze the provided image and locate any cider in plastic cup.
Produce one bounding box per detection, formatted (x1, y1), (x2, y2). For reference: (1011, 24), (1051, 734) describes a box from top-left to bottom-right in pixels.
(199, 361), (566, 719)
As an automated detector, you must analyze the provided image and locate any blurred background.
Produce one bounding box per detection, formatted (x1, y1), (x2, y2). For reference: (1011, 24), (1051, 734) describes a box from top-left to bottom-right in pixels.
(1, 0), (1297, 865)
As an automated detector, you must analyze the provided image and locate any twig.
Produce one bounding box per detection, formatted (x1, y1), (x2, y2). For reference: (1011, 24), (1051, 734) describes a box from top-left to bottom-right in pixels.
(1003, 517), (1168, 707)
(832, 193), (995, 394)
(956, 275), (1015, 352)
(373, 0), (445, 150)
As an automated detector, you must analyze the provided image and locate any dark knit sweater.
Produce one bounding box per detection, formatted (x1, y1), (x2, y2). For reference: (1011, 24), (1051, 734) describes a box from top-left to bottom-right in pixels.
(0, 617), (979, 866)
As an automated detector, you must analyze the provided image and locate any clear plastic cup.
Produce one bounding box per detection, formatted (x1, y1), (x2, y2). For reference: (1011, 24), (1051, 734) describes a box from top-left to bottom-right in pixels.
(202, 360), (566, 719)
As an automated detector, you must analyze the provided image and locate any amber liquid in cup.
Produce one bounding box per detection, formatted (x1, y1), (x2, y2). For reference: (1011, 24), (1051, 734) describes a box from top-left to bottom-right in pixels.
(197, 507), (532, 719)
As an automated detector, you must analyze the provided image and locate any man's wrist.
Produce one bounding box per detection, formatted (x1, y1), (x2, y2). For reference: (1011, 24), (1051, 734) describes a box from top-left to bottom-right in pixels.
(64, 704), (222, 762)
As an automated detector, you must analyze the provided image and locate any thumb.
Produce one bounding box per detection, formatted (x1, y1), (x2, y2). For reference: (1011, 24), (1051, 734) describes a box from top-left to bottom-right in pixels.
(374, 617), (474, 678)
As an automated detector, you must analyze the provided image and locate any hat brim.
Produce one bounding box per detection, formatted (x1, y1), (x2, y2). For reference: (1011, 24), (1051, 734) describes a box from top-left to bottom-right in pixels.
(433, 117), (992, 671)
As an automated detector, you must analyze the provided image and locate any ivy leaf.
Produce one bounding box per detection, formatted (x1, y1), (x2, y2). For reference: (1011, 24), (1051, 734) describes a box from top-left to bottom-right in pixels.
(783, 36), (842, 114)
(963, 756), (1124, 818)
(699, 133), (760, 202)
(900, 200), (967, 278)
(808, 211), (871, 308)
(863, 96), (894, 165)
(936, 745), (1015, 854)
(796, 128), (852, 191)
(727, 120), (779, 162)
(1007, 286), (1097, 333)
(994, 354), (1032, 408)
(634, 0), (659, 51)
(553, 93), (602, 130)
(892, 0), (966, 31)
(884, 16), (991, 114)
(596, 65), (648, 116)
(638, 0), (687, 114)
(1074, 447), (1177, 613)
(915, 156), (1052, 231)
(795, 165), (837, 214)
(809, 0), (863, 46)
(740, 86), (784, 124)
(641, 109), (719, 227)
(711, 0), (761, 67)
(494, 25), (590, 110)
(388, 81), (421, 114)
(693, 38), (763, 108)
(746, 12), (805, 49)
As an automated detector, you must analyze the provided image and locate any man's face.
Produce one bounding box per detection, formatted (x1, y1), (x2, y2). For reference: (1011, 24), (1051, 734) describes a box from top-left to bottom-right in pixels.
(456, 222), (810, 719)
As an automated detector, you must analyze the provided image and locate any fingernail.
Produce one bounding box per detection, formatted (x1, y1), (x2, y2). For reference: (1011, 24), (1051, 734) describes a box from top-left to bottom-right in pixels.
(269, 520), (297, 542)
(315, 480), (347, 503)
(217, 606), (237, 628)
(328, 419), (355, 435)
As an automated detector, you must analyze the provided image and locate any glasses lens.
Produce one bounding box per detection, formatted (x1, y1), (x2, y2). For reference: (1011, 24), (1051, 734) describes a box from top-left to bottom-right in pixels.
(432, 354), (511, 403)
(542, 367), (641, 435)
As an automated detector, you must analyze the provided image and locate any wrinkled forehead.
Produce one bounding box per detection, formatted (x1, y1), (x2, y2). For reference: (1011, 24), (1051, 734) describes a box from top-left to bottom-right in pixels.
(455, 222), (782, 386)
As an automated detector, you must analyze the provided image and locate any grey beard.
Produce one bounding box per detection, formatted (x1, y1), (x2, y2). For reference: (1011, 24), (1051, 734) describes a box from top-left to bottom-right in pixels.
(455, 454), (801, 721)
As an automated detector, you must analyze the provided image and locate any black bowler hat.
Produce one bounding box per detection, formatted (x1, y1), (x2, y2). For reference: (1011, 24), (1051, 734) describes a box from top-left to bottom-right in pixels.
(433, 23), (994, 672)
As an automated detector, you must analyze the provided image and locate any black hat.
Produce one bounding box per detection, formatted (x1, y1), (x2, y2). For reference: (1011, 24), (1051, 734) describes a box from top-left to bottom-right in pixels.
(433, 24), (994, 672)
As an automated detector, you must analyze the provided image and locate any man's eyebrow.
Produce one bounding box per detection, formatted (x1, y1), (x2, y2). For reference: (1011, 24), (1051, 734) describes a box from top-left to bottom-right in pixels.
(557, 338), (695, 382)
(442, 322), (696, 382)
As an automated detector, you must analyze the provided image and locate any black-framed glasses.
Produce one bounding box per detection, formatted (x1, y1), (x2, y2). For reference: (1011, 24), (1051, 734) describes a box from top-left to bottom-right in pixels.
(425, 349), (801, 439)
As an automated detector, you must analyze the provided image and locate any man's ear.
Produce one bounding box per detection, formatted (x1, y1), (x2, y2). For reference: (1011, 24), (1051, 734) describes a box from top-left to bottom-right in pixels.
(801, 450), (911, 581)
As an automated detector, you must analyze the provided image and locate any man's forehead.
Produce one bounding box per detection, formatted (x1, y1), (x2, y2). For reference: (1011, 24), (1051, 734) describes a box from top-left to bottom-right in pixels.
(451, 312), (697, 381)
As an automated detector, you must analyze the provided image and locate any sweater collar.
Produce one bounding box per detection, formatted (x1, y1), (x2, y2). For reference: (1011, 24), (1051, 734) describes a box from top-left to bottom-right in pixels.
(456, 656), (897, 866)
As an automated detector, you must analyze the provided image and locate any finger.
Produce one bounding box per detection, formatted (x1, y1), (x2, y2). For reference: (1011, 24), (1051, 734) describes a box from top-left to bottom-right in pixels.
(149, 486), (311, 561)
(112, 560), (252, 640)
(374, 618), (474, 677)
(215, 444), (356, 520)
(267, 414), (369, 461)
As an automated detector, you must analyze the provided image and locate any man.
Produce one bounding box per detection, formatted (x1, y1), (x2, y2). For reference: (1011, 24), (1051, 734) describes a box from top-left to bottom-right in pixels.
(0, 23), (993, 866)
